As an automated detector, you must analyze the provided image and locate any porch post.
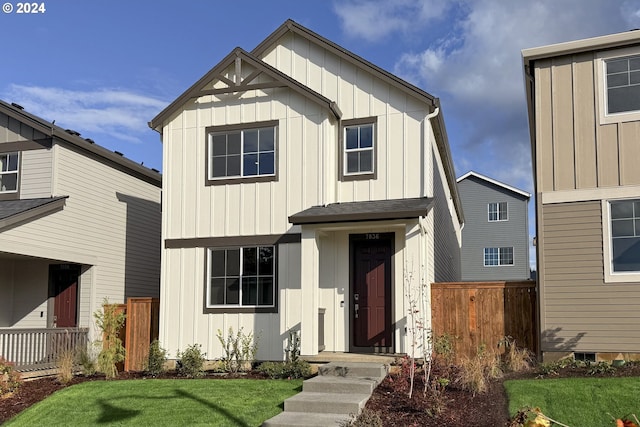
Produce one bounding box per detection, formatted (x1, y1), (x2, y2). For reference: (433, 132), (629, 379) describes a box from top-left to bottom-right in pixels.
(300, 226), (319, 355)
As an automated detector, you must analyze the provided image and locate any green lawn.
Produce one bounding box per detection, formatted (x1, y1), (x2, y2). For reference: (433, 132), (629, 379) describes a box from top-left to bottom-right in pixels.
(505, 377), (640, 427)
(6, 378), (302, 427)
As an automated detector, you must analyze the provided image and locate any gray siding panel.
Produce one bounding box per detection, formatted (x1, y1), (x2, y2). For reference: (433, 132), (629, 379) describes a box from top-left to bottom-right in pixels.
(433, 154), (461, 282)
(541, 201), (640, 352)
(20, 149), (53, 198)
(458, 176), (530, 281)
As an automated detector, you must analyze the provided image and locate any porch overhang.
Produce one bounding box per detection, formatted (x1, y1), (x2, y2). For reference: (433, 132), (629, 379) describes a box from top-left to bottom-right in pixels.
(0, 196), (68, 231)
(288, 197), (433, 225)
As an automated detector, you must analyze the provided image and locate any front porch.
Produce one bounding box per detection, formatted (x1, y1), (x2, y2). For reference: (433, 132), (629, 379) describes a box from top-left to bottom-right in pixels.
(0, 327), (88, 373)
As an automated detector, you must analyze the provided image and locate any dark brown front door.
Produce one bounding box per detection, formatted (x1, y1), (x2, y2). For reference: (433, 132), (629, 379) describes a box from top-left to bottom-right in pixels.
(49, 264), (80, 328)
(351, 233), (393, 352)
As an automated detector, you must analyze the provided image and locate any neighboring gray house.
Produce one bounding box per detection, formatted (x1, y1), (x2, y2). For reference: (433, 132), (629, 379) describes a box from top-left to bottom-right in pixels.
(0, 100), (161, 367)
(457, 171), (531, 281)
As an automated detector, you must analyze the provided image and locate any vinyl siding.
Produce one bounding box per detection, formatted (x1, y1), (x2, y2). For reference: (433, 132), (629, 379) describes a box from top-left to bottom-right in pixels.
(458, 176), (530, 281)
(540, 201), (640, 352)
(20, 149), (53, 198)
(0, 141), (161, 338)
(0, 259), (14, 326)
(0, 112), (47, 143)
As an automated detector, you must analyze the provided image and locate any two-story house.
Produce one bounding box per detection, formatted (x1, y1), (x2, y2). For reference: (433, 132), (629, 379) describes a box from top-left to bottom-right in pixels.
(457, 171), (531, 281)
(523, 30), (640, 362)
(149, 20), (464, 361)
(0, 100), (161, 365)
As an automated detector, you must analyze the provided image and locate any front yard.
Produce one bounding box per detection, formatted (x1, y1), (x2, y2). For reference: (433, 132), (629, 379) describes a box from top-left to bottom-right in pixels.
(4, 378), (302, 426)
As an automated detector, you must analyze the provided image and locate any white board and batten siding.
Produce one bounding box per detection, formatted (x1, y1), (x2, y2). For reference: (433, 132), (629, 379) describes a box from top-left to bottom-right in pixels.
(158, 26), (462, 361)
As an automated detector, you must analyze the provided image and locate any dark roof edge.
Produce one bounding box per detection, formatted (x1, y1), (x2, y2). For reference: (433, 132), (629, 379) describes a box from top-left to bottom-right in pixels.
(149, 47), (341, 131)
(430, 100), (464, 224)
(0, 101), (161, 187)
(252, 19), (437, 110)
(0, 196), (67, 231)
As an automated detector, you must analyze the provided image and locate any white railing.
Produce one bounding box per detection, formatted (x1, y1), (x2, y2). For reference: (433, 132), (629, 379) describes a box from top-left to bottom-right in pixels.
(0, 328), (89, 371)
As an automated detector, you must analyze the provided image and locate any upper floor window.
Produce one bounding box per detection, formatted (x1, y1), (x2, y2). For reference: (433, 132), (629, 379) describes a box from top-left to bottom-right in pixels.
(207, 121), (277, 183)
(488, 202), (508, 222)
(605, 55), (640, 114)
(0, 152), (18, 193)
(484, 247), (514, 267)
(341, 117), (376, 180)
(207, 246), (275, 308)
(609, 199), (640, 273)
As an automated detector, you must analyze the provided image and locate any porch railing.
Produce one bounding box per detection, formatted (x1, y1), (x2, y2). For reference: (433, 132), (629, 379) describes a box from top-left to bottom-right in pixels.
(0, 328), (89, 372)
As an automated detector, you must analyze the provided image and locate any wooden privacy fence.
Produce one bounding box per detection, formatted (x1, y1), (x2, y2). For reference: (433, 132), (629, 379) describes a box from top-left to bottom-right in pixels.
(113, 297), (160, 372)
(431, 281), (537, 362)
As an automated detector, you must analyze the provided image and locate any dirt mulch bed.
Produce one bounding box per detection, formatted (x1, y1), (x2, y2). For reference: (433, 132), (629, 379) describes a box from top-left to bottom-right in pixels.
(2, 362), (640, 426)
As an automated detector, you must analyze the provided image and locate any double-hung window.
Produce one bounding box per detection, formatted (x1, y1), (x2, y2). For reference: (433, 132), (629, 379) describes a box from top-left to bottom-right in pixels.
(342, 118), (376, 179)
(484, 247), (513, 266)
(0, 152), (18, 193)
(207, 246), (275, 308)
(488, 202), (508, 222)
(207, 122), (276, 182)
(609, 199), (640, 273)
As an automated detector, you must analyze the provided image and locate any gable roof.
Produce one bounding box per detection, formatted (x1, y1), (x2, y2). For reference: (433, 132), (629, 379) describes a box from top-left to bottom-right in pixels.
(0, 100), (161, 187)
(289, 197), (433, 225)
(252, 20), (438, 109)
(149, 47), (341, 130)
(457, 171), (530, 199)
(0, 196), (67, 231)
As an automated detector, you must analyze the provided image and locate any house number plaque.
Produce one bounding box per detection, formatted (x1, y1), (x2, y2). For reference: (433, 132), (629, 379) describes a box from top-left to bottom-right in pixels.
(366, 233), (380, 240)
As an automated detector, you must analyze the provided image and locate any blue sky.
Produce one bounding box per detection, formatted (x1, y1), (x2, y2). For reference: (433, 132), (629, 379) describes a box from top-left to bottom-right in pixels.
(3, 0), (640, 268)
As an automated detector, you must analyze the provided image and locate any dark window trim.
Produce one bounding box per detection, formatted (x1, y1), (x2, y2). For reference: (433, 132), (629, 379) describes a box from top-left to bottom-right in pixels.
(203, 244), (280, 314)
(0, 151), (20, 200)
(339, 117), (377, 182)
(205, 120), (279, 186)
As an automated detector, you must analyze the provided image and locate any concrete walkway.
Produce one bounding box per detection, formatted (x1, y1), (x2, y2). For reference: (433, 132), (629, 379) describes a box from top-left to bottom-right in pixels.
(262, 361), (389, 427)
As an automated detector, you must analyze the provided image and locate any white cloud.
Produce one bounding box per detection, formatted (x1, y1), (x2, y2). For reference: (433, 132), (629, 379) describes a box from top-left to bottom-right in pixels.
(333, 0), (450, 41)
(4, 84), (166, 145)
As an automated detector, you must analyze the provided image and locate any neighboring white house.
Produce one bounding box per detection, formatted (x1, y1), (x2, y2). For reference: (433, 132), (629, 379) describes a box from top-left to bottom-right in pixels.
(0, 100), (162, 355)
(149, 19), (463, 361)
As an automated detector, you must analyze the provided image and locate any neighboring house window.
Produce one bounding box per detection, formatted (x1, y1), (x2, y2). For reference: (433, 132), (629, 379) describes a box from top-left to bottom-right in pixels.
(207, 246), (275, 307)
(0, 152), (18, 193)
(341, 117), (376, 180)
(609, 199), (640, 273)
(605, 55), (640, 114)
(207, 123), (276, 181)
(484, 247), (514, 266)
(488, 202), (508, 222)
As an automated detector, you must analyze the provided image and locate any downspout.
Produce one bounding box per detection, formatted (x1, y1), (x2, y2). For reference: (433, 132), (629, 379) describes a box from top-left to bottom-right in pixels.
(421, 106), (439, 357)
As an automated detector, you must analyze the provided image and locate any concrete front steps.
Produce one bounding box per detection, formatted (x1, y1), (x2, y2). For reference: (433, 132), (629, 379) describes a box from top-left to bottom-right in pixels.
(262, 362), (388, 427)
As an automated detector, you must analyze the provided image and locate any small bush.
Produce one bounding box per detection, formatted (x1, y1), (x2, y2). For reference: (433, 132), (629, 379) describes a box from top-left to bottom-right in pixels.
(56, 349), (76, 384)
(257, 359), (312, 379)
(432, 333), (456, 364)
(177, 344), (205, 378)
(587, 361), (616, 376)
(456, 345), (502, 395)
(94, 299), (126, 379)
(0, 356), (22, 397)
(78, 346), (97, 376)
(146, 340), (168, 376)
(498, 336), (532, 373)
(216, 327), (259, 373)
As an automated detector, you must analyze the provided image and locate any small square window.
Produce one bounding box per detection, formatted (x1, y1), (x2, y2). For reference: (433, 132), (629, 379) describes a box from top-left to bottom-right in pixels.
(488, 202), (508, 221)
(342, 121), (375, 178)
(207, 246), (275, 308)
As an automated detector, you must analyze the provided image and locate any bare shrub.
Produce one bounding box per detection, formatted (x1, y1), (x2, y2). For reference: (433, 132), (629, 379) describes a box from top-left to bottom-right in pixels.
(456, 345), (502, 395)
(56, 349), (75, 384)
